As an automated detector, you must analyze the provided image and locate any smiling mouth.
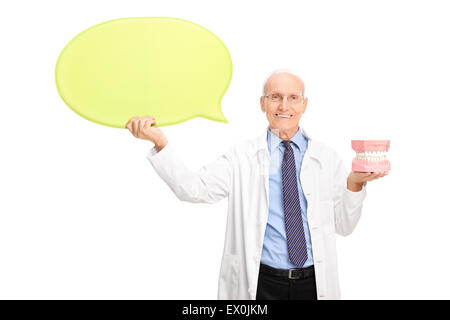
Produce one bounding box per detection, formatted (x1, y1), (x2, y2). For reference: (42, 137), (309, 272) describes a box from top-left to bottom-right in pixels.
(275, 113), (293, 118)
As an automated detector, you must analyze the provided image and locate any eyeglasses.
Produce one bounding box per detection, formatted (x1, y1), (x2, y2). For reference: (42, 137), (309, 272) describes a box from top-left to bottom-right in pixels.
(263, 93), (304, 104)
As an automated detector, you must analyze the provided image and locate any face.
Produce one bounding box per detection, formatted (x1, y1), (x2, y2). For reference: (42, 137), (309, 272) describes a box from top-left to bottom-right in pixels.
(260, 73), (308, 139)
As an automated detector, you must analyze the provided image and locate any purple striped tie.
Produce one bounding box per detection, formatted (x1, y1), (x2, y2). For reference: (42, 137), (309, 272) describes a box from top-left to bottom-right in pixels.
(281, 140), (307, 267)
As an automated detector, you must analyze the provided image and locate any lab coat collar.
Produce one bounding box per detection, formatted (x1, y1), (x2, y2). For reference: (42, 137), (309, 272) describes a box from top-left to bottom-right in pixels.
(267, 126), (308, 154)
(256, 124), (323, 165)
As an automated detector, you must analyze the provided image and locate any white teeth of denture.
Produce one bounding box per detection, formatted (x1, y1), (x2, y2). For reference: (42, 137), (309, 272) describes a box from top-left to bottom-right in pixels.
(356, 151), (387, 161)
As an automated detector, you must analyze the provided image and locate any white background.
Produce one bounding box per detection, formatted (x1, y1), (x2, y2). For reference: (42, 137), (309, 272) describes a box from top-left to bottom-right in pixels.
(1, 0), (449, 299)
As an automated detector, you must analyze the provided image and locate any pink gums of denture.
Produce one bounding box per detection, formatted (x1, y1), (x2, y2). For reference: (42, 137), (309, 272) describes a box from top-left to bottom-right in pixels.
(351, 140), (391, 172)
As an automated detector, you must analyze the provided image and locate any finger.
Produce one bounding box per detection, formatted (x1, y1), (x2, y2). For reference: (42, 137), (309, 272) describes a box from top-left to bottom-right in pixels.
(143, 119), (153, 130)
(361, 172), (372, 181)
(131, 119), (137, 136)
(379, 171), (387, 177)
(139, 118), (153, 133)
(353, 172), (370, 183)
(141, 115), (153, 121)
(372, 173), (384, 180)
(128, 117), (139, 133)
(126, 117), (136, 130)
(137, 119), (145, 136)
(140, 115), (156, 124)
(354, 172), (371, 178)
(147, 117), (156, 126)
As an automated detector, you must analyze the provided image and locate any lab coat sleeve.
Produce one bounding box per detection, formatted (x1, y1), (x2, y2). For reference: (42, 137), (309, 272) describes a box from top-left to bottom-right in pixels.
(146, 142), (233, 204)
(332, 152), (367, 236)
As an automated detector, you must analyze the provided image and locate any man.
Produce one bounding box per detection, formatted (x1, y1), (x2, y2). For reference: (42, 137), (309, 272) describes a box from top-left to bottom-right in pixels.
(126, 70), (388, 300)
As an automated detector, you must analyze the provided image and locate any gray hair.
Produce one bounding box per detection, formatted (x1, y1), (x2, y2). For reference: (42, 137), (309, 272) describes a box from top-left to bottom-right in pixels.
(262, 68), (305, 96)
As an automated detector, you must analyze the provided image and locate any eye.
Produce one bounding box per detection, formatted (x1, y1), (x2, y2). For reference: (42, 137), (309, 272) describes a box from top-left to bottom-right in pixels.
(290, 95), (298, 100)
(271, 94), (279, 99)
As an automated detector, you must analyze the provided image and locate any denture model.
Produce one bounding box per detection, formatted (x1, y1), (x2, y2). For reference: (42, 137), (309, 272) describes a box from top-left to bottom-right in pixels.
(351, 140), (391, 172)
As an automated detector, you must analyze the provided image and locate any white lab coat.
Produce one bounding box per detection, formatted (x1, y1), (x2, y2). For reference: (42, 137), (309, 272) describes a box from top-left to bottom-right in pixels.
(147, 126), (367, 300)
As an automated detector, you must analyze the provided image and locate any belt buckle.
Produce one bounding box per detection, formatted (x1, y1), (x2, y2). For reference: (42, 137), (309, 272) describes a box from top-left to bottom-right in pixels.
(288, 269), (301, 280)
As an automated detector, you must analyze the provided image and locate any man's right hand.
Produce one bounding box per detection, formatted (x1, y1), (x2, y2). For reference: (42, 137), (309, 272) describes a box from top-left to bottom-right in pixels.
(126, 116), (168, 152)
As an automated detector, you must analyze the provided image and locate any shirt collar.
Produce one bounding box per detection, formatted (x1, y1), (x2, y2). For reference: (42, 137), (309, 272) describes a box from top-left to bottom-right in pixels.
(255, 125), (323, 168)
(266, 126), (308, 154)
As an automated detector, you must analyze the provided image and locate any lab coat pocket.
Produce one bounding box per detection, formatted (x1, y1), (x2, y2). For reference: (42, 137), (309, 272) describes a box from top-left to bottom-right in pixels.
(218, 253), (240, 299)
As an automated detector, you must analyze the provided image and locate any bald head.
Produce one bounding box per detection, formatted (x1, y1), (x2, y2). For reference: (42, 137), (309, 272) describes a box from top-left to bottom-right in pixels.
(262, 69), (305, 96)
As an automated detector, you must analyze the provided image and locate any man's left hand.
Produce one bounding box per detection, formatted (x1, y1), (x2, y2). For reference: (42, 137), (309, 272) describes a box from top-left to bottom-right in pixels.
(347, 171), (389, 192)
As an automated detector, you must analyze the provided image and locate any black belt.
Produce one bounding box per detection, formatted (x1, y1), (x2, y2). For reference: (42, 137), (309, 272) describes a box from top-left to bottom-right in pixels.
(259, 263), (315, 280)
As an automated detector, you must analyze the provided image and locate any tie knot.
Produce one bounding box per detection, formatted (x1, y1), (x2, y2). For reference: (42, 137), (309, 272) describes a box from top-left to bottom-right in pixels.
(282, 140), (292, 150)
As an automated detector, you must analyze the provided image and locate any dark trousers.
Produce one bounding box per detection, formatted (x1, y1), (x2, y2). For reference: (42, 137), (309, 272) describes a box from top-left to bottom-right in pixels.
(256, 263), (318, 300)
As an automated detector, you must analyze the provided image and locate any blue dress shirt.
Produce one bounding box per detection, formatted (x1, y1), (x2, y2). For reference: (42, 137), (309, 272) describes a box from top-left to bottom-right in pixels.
(260, 126), (314, 269)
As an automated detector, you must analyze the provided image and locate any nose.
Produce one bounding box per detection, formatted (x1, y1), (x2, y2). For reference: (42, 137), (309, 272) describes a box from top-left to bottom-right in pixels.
(278, 97), (289, 111)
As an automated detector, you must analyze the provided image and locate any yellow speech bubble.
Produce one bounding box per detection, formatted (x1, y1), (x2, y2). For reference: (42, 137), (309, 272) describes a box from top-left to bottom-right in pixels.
(55, 17), (232, 128)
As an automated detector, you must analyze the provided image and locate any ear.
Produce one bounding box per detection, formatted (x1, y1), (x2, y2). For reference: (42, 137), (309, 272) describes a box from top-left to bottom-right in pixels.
(302, 97), (308, 113)
(260, 96), (266, 113)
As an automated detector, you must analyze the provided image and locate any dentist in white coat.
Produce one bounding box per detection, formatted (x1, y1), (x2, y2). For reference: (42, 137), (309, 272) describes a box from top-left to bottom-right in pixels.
(126, 69), (388, 300)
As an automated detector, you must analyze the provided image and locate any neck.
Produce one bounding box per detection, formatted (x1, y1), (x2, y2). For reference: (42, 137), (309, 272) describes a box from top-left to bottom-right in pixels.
(269, 126), (299, 140)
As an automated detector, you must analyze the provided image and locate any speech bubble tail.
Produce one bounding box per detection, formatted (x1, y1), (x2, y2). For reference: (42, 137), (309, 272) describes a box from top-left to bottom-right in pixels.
(202, 106), (228, 123)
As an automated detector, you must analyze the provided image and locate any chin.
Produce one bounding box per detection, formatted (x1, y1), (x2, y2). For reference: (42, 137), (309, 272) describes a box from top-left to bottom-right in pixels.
(270, 123), (293, 132)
